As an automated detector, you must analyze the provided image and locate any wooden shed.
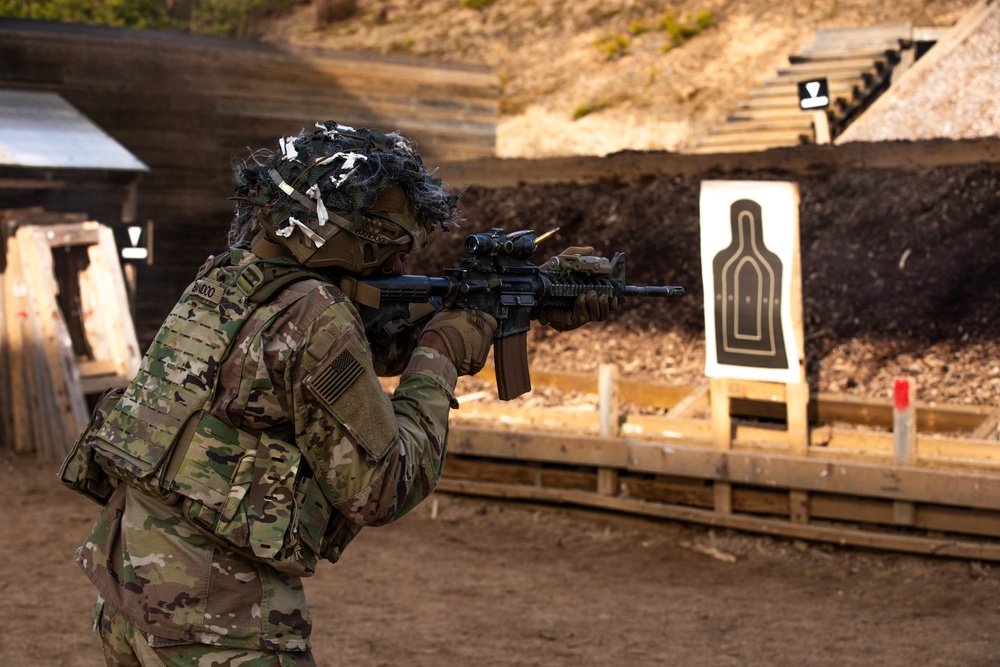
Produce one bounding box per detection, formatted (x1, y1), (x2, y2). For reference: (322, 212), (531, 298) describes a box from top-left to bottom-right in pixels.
(0, 89), (147, 456)
(0, 18), (498, 347)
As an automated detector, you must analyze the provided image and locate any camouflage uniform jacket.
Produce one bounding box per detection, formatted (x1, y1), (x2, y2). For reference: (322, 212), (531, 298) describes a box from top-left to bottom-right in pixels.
(75, 249), (458, 651)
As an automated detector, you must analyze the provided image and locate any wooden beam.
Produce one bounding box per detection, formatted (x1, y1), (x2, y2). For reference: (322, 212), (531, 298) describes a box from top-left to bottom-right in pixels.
(971, 409), (1000, 440)
(597, 364), (621, 496)
(2, 235), (31, 452)
(814, 392), (991, 433)
(450, 402), (1000, 469)
(475, 365), (696, 410)
(447, 426), (1000, 510)
(0, 178), (70, 190)
(435, 479), (1000, 561)
(448, 426), (629, 468)
(666, 379), (709, 418)
(445, 457), (1000, 540)
(0, 271), (9, 450)
(789, 490), (810, 524)
(16, 226), (90, 455)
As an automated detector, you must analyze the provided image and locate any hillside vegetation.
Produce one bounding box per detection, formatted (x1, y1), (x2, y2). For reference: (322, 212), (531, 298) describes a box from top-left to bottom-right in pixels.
(262, 0), (976, 157)
(1, 0), (975, 155)
(0, 0), (298, 36)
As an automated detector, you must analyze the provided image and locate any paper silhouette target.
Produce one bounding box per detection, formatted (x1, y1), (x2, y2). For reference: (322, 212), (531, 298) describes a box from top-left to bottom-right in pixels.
(712, 198), (788, 369)
(700, 181), (803, 383)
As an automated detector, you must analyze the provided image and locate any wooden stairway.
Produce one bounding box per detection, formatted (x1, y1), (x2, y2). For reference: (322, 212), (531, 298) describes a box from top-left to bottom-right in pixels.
(690, 23), (945, 154)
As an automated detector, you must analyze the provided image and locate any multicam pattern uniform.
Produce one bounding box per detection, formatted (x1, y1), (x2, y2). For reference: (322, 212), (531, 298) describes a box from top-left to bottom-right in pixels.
(75, 249), (458, 653)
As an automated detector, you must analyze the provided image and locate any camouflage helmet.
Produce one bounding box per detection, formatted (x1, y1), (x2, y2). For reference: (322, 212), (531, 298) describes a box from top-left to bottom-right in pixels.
(231, 121), (459, 274)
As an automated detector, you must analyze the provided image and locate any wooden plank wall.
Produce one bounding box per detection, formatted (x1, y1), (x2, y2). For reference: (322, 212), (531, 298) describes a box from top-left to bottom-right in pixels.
(0, 18), (498, 346)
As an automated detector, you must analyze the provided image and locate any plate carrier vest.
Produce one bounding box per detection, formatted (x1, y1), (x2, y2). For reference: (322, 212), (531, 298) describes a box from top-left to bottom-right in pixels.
(60, 252), (360, 576)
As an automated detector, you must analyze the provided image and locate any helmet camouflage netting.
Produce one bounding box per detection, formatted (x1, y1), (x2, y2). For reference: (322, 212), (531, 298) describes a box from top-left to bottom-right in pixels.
(230, 121), (460, 272)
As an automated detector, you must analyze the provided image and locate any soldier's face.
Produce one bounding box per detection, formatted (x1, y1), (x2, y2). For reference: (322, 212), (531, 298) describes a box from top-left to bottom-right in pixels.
(382, 251), (410, 275)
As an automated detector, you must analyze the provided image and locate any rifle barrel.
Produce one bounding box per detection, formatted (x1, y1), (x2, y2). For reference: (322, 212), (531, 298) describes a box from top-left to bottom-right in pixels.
(624, 285), (685, 298)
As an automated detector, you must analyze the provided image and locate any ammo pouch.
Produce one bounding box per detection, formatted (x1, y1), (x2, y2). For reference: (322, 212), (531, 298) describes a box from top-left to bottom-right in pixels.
(58, 252), (355, 575)
(59, 386), (125, 505)
(167, 413), (350, 575)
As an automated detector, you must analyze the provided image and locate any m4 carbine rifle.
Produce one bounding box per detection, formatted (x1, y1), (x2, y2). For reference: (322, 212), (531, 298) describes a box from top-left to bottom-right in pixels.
(353, 228), (685, 400)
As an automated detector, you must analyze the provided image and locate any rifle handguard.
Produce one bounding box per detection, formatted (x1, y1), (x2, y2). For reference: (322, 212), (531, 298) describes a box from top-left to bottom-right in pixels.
(359, 228), (685, 401)
(538, 290), (616, 332)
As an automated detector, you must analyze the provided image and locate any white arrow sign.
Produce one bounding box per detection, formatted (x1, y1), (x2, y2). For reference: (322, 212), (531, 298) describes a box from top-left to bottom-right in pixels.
(122, 224), (149, 260)
(128, 225), (143, 246)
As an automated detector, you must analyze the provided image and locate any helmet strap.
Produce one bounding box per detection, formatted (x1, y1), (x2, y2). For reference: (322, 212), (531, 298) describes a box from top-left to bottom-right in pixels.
(250, 229), (294, 260)
(268, 169), (317, 211)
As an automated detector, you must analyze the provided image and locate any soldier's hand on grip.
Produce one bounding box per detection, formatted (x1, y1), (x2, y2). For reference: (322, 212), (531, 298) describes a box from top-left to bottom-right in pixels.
(422, 309), (497, 376)
(538, 290), (617, 332)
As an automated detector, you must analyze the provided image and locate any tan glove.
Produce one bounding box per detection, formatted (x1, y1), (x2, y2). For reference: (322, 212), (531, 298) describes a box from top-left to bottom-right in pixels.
(538, 290), (617, 332)
(422, 309), (498, 376)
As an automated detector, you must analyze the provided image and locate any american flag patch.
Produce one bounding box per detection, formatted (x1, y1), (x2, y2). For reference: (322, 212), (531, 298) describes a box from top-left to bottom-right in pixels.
(307, 348), (364, 407)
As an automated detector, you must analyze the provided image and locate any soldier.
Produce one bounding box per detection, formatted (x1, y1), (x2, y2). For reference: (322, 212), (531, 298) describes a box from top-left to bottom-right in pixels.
(59, 121), (497, 666)
(60, 120), (608, 666)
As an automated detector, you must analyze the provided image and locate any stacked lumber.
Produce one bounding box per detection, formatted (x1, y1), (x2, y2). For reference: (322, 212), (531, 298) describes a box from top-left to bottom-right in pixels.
(690, 23), (927, 154)
(1, 217), (140, 457)
(0, 270), (7, 449)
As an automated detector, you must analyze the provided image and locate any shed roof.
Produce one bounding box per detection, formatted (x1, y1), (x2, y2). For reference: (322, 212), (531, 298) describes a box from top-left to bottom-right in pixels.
(0, 89), (148, 172)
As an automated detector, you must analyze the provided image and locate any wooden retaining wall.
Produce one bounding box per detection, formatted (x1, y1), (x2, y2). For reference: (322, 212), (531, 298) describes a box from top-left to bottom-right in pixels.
(434, 367), (1000, 560)
(0, 18), (497, 345)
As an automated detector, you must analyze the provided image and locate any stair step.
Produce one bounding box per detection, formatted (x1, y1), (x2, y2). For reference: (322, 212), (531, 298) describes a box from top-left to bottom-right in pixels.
(710, 118), (814, 134)
(760, 72), (870, 87)
(789, 46), (900, 63)
(726, 108), (825, 121)
(775, 60), (886, 77)
(806, 22), (913, 50)
(749, 81), (859, 98)
(687, 139), (802, 154)
(737, 95), (852, 110)
(697, 129), (811, 147)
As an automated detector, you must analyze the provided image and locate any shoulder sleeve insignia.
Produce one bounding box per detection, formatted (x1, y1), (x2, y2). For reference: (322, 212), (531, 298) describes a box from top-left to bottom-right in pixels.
(303, 333), (397, 462)
(307, 347), (365, 408)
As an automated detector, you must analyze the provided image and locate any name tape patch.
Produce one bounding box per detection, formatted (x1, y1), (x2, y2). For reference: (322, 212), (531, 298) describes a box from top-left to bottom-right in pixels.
(190, 279), (224, 306)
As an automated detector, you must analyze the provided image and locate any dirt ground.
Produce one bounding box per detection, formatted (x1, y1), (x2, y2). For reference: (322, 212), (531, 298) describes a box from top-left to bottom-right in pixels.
(3, 450), (999, 667)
